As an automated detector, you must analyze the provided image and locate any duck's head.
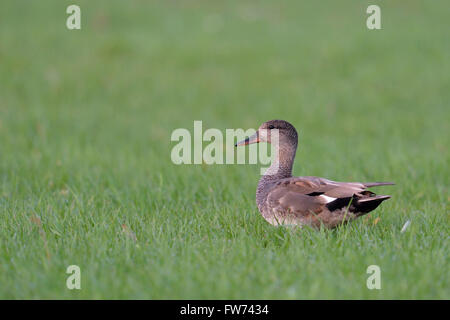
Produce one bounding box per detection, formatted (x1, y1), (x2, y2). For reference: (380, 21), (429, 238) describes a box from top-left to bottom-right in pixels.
(235, 120), (298, 147)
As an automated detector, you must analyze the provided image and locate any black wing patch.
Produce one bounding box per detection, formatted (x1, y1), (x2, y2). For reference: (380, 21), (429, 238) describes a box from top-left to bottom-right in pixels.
(306, 192), (324, 196)
(326, 197), (353, 211)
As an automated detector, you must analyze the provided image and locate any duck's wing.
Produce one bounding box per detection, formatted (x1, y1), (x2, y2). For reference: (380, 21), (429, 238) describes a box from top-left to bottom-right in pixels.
(271, 176), (394, 197)
(270, 176), (367, 198)
(265, 176), (393, 224)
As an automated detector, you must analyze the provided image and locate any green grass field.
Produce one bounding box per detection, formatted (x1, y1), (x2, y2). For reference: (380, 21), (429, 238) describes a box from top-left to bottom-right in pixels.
(0, 0), (448, 299)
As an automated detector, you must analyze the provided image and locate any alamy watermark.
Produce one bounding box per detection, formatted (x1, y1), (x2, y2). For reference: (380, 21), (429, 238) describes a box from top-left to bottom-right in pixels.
(66, 5), (81, 30)
(66, 265), (81, 290)
(170, 121), (279, 175)
(366, 5), (381, 30)
(366, 265), (381, 290)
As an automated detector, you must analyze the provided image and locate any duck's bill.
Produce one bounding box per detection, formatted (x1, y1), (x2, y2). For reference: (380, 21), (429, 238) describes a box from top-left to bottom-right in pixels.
(235, 132), (259, 147)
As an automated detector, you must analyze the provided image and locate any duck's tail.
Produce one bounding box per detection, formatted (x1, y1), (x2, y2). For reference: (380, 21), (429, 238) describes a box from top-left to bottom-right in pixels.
(354, 195), (391, 215)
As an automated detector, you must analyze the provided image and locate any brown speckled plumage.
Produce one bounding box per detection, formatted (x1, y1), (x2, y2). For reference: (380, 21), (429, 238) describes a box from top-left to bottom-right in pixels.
(236, 120), (394, 229)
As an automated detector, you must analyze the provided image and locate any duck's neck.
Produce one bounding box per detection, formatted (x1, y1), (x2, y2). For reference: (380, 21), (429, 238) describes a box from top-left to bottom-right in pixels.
(256, 141), (297, 208)
(262, 141), (297, 179)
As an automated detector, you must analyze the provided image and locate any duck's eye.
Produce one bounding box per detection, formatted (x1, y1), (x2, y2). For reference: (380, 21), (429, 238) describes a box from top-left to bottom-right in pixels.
(268, 125), (275, 129)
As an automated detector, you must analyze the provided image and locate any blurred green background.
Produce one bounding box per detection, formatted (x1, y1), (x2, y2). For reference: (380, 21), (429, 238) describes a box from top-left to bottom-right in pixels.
(0, 1), (448, 299)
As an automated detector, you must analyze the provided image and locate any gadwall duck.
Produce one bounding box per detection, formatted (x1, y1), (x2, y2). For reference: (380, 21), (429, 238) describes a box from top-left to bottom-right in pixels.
(236, 120), (393, 229)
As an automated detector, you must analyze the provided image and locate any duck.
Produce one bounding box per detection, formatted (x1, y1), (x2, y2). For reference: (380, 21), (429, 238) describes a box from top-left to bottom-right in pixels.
(235, 120), (393, 229)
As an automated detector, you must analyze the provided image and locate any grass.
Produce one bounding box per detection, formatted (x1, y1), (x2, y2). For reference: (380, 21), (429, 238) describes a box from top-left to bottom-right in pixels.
(0, 0), (448, 299)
